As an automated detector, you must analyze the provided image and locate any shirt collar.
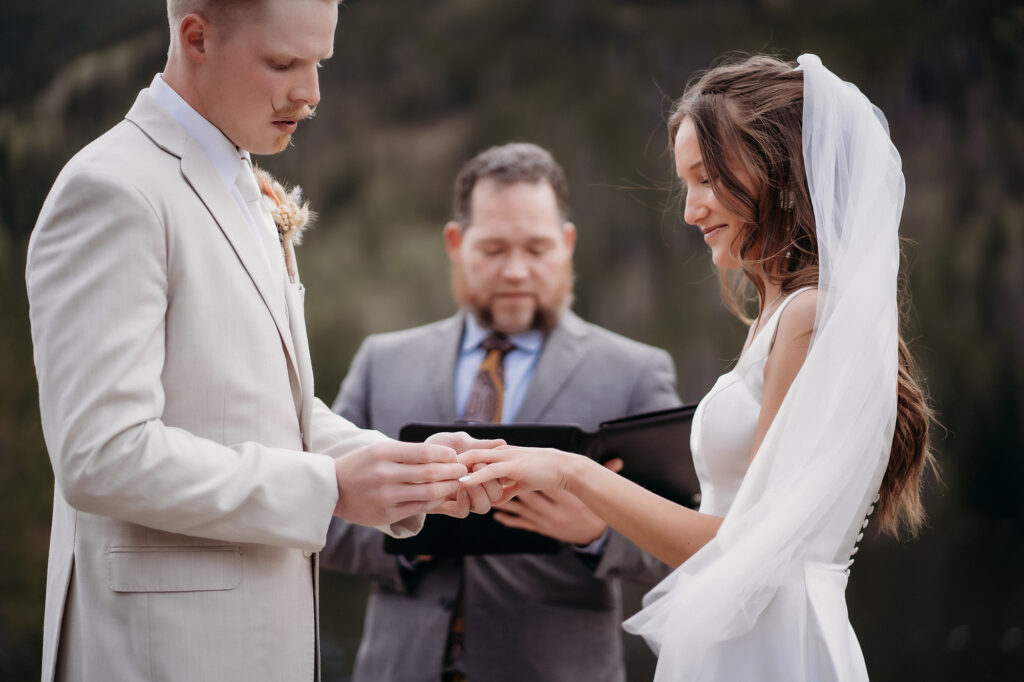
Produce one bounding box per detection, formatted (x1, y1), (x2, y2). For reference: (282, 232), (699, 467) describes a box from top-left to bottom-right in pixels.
(149, 73), (248, 188)
(461, 313), (545, 354)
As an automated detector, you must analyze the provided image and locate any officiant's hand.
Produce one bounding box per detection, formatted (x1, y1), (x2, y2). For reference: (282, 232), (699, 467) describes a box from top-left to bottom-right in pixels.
(493, 489), (607, 545)
(424, 432), (505, 517)
(333, 441), (467, 526)
(490, 457), (620, 544)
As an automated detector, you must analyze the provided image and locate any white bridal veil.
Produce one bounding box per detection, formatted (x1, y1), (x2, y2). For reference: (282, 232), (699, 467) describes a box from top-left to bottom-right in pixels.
(623, 54), (904, 679)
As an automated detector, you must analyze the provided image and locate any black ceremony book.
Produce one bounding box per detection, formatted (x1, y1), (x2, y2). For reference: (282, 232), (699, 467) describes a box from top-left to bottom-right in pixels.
(383, 404), (700, 556)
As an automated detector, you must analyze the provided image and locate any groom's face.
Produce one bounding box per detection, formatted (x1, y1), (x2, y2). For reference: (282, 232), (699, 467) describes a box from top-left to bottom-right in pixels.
(197, 0), (337, 155)
(445, 179), (577, 335)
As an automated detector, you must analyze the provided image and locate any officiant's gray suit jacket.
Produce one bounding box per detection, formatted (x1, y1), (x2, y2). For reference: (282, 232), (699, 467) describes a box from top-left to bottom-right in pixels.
(321, 310), (681, 682)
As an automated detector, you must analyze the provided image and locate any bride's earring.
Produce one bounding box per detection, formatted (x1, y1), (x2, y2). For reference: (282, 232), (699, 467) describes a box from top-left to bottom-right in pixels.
(779, 189), (795, 211)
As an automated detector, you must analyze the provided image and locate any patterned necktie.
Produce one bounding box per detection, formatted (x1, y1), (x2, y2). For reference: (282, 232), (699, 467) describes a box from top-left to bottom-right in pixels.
(461, 332), (516, 423)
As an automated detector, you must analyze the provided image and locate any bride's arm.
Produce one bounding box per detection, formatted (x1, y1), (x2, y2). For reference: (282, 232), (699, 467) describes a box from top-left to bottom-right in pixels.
(458, 446), (722, 568)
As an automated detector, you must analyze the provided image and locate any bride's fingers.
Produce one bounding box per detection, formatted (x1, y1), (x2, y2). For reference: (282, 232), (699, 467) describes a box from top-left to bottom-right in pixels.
(458, 461), (510, 486)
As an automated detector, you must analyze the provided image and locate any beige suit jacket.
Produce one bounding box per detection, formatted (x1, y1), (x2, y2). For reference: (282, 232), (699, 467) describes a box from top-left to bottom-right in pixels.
(26, 87), (418, 681)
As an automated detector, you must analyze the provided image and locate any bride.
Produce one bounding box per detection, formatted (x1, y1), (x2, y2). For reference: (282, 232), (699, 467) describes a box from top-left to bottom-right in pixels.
(459, 54), (935, 680)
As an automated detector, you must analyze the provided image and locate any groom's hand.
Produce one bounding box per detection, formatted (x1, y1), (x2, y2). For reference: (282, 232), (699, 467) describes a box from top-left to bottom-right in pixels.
(333, 441), (467, 526)
(424, 432), (505, 516)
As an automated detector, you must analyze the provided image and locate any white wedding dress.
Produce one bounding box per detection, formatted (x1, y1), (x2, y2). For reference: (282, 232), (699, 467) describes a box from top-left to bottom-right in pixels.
(624, 288), (880, 681)
(624, 54), (904, 682)
(686, 289), (872, 680)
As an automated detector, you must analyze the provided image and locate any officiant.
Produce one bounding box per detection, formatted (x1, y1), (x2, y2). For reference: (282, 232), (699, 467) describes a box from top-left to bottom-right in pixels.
(320, 142), (682, 682)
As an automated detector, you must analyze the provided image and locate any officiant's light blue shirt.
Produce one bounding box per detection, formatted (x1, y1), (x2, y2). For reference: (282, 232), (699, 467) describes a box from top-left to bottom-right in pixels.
(454, 314), (544, 423)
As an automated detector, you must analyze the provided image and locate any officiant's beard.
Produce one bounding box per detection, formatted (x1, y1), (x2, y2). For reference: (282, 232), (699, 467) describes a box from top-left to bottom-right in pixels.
(450, 261), (575, 333)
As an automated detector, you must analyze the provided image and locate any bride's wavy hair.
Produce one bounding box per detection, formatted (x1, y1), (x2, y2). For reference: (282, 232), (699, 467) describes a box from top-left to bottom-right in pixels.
(668, 54), (936, 539)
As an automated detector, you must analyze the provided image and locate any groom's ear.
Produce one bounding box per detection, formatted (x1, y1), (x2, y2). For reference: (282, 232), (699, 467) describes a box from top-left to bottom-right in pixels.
(179, 14), (210, 62)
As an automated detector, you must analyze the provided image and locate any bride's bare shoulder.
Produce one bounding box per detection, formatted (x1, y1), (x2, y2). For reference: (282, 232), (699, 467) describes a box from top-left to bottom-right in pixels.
(774, 289), (818, 347)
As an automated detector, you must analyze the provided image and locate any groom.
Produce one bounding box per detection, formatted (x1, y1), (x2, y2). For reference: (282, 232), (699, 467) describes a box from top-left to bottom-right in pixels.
(25, 1), (496, 680)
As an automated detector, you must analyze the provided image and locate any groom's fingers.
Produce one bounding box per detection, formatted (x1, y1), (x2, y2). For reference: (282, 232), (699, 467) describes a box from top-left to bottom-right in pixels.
(425, 431), (506, 453)
(426, 488), (470, 518)
(392, 479), (463, 503)
(391, 498), (454, 519)
(389, 442), (462, 464)
(387, 461), (468, 484)
(335, 442), (473, 525)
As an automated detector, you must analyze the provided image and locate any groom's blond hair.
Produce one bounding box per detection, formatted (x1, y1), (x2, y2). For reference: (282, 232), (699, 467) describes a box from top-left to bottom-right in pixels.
(168, 0), (258, 30)
(168, 0), (339, 35)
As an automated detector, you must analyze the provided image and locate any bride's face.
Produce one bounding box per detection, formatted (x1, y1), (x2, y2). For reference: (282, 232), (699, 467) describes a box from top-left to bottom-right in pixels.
(674, 117), (751, 270)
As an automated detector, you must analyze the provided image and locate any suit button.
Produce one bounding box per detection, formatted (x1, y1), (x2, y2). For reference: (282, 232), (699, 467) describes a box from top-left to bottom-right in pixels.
(302, 550), (313, 559)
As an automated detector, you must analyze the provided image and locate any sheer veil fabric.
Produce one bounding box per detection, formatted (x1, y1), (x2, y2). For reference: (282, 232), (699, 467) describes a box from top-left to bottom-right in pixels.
(622, 54), (904, 680)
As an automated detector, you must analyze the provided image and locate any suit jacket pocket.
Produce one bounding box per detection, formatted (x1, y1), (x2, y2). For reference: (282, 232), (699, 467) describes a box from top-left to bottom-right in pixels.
(107, 545), (242, 593)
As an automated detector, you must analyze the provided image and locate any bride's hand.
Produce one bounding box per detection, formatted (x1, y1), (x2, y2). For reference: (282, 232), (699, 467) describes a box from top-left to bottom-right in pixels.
(457, 445), (579, 504)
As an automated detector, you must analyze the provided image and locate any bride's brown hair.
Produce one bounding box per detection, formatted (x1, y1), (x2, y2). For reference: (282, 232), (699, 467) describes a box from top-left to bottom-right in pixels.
(668, 54), (936, 539)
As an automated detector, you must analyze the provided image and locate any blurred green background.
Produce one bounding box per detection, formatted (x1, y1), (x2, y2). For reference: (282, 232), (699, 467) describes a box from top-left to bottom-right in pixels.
(1, 0), (1022, 680)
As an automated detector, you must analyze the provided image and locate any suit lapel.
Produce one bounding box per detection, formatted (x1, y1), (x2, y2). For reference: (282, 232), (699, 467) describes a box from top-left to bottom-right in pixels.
(125, 91), (300, 379)
(285, 282), (315, 450)
(429, 314), (463, 422)
(514, 311), (588, 423)
(179, 145), (299, 374)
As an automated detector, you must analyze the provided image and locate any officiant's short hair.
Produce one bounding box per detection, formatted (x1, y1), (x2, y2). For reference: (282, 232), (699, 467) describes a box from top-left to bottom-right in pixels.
(452, 142), (570, 228)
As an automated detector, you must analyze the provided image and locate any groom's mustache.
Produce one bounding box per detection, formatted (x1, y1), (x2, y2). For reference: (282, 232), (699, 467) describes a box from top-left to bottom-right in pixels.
(272, 105), (316, 122)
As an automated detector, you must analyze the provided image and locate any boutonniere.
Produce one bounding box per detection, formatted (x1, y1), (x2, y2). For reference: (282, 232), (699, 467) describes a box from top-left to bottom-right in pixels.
(253, 166), (316, 284)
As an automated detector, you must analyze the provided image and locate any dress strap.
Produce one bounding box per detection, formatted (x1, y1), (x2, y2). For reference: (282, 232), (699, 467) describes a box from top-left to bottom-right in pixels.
(739, 287), (815, 366)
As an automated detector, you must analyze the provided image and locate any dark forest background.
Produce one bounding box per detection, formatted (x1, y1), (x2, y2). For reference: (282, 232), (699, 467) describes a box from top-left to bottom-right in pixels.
(1, 0), (1022, 680)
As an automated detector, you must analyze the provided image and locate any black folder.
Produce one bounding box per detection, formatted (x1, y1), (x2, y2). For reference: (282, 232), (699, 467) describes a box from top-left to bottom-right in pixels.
(384, 404), (700, 556)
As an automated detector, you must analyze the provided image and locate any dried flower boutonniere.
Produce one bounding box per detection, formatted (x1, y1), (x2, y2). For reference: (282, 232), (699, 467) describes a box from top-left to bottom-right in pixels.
(253, 166), (316, 284)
